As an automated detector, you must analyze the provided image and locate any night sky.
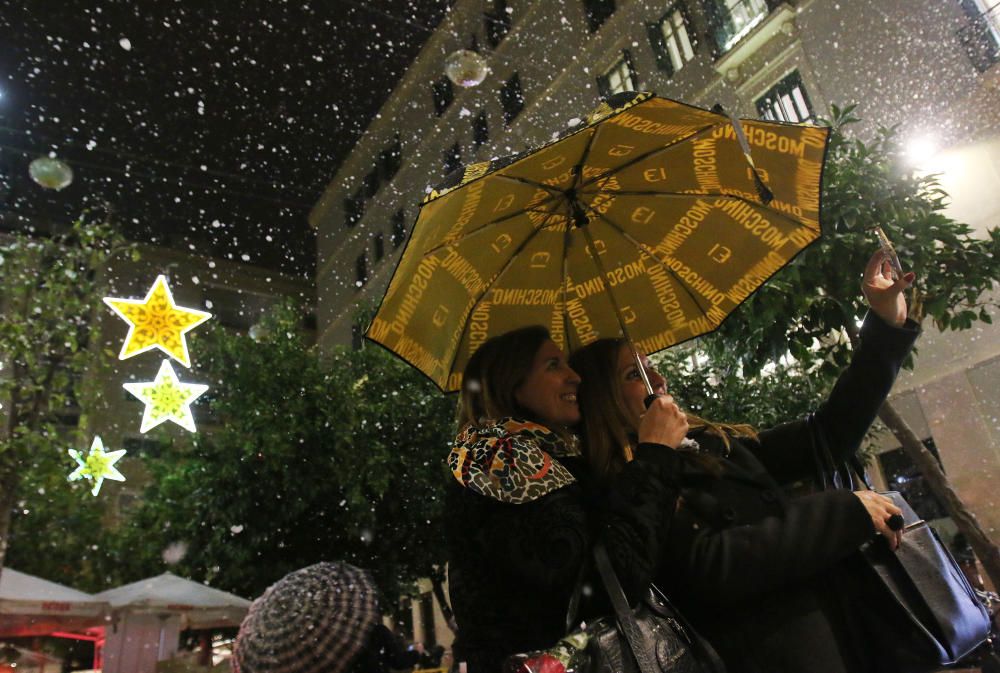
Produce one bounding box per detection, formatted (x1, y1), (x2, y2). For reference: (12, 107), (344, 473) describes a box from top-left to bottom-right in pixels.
(0, 1), (451, 276)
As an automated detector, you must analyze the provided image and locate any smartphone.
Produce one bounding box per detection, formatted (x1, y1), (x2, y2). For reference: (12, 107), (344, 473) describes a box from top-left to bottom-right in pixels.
(874, 226), (904, 280)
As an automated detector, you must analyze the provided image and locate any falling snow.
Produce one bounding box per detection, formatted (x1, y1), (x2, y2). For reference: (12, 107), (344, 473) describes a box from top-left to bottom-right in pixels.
(2, 1), (452, 277)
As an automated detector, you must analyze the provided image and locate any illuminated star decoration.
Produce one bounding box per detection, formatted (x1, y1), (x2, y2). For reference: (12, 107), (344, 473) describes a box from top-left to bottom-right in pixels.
(123, 359), (209, 433)
(103, 275), (211, 368)
(68, 436), (127, 496)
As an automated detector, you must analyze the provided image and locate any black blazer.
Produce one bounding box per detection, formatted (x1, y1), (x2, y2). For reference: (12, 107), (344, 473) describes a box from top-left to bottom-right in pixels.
(656, 313), (920, 673)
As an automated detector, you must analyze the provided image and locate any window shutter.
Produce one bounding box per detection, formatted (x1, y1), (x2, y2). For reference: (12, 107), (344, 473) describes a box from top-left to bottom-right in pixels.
(678, 2), (699, 52)
(645, 21), (675, 74)
(622, 49), (640, 89)
(596, 74), (612, 98)
(702, 0), (726, 57)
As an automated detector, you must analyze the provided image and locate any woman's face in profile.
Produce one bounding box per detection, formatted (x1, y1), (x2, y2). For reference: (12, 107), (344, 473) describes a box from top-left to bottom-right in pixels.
(514, 339), (582, 428)
(616, 345), (667, 432)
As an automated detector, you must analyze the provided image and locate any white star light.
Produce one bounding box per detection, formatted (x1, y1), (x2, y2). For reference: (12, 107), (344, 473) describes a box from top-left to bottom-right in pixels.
(68, 436), (127, 496)
(123, 359), (209, 433)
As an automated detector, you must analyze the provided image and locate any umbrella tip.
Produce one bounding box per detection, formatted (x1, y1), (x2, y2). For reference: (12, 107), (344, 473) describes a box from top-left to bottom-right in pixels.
(752, 171), (774, 205)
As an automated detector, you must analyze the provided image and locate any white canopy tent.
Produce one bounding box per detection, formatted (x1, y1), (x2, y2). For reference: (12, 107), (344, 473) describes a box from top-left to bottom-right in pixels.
(94, 572), (250, 673)
(94, 572), (250, 630)
(0, 568), (109, 637)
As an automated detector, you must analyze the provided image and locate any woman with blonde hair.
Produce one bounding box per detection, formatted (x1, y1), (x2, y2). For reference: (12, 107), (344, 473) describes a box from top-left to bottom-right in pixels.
(444, 325), (686, 673)
(568, 251), (919, 673)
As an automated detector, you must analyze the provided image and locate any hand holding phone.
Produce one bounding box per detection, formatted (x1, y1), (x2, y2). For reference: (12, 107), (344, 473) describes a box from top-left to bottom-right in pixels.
(874, 226), (904, 280)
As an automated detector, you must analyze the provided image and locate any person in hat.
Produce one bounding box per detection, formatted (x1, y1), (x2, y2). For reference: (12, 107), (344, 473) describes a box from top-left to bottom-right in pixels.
(567, 251), (919, 673)
(444, 325), (687, 673)
(233, 561), (419, 673)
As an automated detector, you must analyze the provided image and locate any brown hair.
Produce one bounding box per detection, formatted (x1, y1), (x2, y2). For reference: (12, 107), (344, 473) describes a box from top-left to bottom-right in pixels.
(457, 325), (552, 428)
(570, 338), (756, 480)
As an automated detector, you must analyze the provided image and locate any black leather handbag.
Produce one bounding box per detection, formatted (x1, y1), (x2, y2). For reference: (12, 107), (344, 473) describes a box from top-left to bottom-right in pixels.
(584, 543), (726, 673)
(807, 414), (991, 672)
(505, 543), (725, 673)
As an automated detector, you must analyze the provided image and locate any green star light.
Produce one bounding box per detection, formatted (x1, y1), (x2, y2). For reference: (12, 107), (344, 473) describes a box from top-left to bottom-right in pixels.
(68, 436), (127, 496)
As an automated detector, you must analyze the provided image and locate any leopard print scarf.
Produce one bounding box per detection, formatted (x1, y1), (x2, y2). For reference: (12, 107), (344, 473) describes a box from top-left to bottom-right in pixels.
(448, 417), (580, 504)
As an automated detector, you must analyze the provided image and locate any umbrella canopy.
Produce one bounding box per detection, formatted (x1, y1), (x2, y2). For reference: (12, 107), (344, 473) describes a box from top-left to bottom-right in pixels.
(368, 91), (829, 392)
(0, 568), (109, 637)
(94, 572), (250, 629)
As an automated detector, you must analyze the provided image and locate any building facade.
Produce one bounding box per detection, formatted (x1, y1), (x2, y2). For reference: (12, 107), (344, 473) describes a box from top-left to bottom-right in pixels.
(310, 0), (1000, 641)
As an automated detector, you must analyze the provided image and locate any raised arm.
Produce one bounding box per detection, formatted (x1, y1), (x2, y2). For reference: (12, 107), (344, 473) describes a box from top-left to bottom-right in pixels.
(752, 251), (919, 484)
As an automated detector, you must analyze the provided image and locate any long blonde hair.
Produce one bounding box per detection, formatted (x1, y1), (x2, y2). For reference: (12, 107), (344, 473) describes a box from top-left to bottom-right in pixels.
(569, 338), (756, 480)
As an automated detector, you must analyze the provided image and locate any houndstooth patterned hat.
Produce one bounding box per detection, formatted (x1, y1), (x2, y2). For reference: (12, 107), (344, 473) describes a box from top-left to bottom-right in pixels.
(233, 562), (381, 673)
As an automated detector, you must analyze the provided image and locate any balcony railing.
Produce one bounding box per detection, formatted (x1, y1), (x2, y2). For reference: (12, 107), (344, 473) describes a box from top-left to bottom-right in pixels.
(958, 2), (1000, 73)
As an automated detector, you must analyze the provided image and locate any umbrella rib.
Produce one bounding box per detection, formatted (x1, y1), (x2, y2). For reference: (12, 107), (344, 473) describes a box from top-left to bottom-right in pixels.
(713, 191), (823, 233)
(571, 127), (601, 192)
(590, 209), (714, 324)
(559, 202), (575, 352)
(444, 210), (566, 381)
(493, 173), (568, 196)
(419, 192), (563, 256)
(576, 122), (719, 193)
(611, 190), (821, 232)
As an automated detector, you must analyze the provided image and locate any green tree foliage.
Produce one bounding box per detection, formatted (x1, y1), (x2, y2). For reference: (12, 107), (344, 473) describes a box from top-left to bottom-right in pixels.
(676, 105), (1000, 584)
(705, 105), (1000, 376)
(655, 350), (823, 430)
(109, 304), (456, 603)
(0, 218), (129, 580)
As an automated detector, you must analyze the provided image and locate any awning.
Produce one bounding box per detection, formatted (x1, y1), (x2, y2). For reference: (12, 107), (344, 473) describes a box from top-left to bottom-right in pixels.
(94, 572), (251, 629)
(0, 568), (109, 637)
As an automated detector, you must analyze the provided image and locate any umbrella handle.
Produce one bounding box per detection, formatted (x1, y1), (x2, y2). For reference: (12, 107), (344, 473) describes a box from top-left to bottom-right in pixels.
(644, 394), (661, 409)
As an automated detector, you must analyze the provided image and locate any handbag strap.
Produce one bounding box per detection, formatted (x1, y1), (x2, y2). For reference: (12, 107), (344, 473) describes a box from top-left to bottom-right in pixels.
(593, 542), (659, 673)
(564, 553), (588, 633)
(593, 543), (727, 673)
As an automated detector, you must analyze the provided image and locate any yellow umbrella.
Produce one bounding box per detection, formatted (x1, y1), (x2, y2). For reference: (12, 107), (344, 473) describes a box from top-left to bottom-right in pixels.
(367, 91), (829, 392)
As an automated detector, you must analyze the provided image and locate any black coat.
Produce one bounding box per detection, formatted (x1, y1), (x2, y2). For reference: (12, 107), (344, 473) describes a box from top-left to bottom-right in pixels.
(656, 313), (920, 673)
(445, 441), (682, 673)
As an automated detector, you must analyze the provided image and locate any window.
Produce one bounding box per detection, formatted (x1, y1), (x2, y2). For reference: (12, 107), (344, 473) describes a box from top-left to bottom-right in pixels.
(344, 188), (365, 228)
(755, 70), (814, 122)
(374, 232), (385, 262)
(707, 0), (770, 55)
(122, 436), (170, 459)
(647, 4), (696, 76)
(583, 0), (616, 32)
(355, 252), (368, 289)
(432, 76), (454, 116)
(878, 438), (949, 522)
(598, 51), (638, 97)
(499, 73), (525, 125)
(958, 0), (1000, 72)
(391, 209), (407, 248)
(418, 593), (438, 648)
(379, 134), (403, 181)
(395, 597), (414, 636)
(484, 0), (512, 48)
(443, 142), (463, 175)
(363, 167), (380, 199)
(200, 285), (275, 330)
(473, 110), (490, 147)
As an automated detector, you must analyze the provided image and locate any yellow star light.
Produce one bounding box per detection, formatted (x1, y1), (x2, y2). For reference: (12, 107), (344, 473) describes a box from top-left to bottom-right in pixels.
(123, 359), (209, 433)
(103, 275), (211, 368)
(68, 436), (127, 496)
